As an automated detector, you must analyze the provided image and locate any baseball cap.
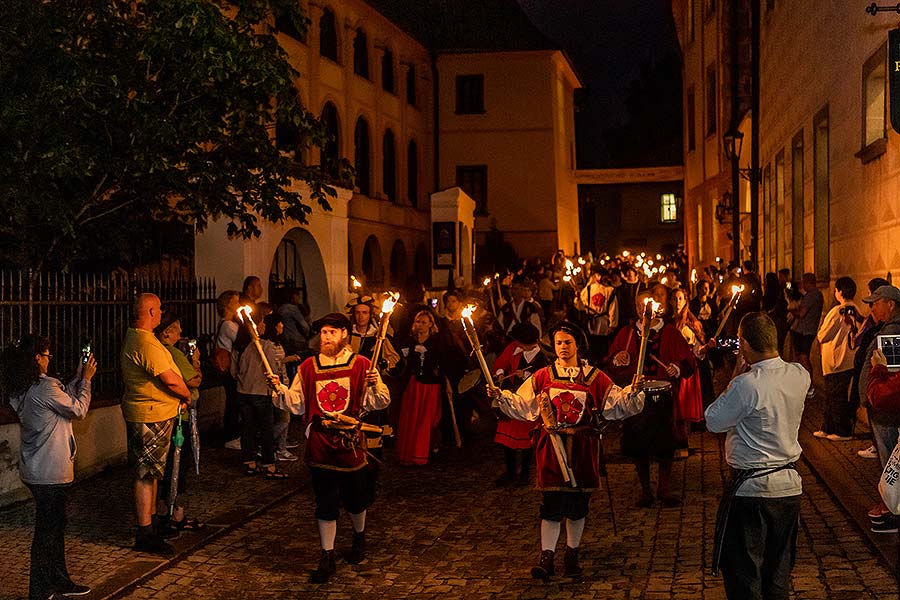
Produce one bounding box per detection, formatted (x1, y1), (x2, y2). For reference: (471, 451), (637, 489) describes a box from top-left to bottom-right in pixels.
(862, 285), (900, 304)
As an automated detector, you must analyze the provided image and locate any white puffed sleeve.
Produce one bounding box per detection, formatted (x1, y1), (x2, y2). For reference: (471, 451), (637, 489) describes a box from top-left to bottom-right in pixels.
(601, 383), (645, 421)
(496, 376), (541, 421)
(272, 371), (307, 416)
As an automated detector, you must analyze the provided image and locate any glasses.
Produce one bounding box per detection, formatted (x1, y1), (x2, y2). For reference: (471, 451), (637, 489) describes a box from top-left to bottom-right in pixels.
(39, 352), (52, 359)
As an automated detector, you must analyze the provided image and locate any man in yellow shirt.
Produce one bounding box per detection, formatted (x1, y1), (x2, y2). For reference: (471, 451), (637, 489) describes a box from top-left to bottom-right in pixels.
(121, 293), (191, 555)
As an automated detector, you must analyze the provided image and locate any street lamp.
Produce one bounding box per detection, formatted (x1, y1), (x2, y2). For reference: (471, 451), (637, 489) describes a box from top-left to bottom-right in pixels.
(723, 128), (744, 162)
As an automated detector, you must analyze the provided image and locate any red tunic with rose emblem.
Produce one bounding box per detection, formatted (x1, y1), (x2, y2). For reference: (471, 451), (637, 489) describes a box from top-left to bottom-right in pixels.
(530, 363), (614, 491)
(299, 353), (371, 471)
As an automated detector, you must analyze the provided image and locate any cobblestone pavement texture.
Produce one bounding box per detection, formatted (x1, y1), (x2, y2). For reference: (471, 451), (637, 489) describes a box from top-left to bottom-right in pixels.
(2, 373), (900, 599)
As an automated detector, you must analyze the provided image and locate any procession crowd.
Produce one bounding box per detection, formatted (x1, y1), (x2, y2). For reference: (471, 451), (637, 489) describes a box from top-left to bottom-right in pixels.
(6, 251), (900, 600)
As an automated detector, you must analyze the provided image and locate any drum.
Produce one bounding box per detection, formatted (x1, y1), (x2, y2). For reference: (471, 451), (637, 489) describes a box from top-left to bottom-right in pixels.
(622, 379), (676, 460)
(640, 379), (673, 402)
(457, 369), (483, 394)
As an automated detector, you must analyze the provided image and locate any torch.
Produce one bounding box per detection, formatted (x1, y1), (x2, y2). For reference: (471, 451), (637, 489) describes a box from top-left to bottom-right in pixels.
(350, 274), (363, 291)
(483, 277), (497, 316)
(713, 284), (745, 339)
(634, 297), (662, 387)
(237, 305), (275, 378)
(461, 304), (495, 390)
(369, 292), (399, 373)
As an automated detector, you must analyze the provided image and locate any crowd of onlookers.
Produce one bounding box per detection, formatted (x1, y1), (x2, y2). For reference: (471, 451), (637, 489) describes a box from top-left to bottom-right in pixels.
(8, 250), (900, 598)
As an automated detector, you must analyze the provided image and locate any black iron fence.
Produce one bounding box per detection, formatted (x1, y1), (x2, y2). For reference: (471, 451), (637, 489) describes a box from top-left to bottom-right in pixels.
(0, 270), (217, 405)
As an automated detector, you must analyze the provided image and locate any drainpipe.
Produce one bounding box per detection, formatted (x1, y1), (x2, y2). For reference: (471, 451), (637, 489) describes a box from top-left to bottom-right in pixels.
(729, 0), (740, 264)
(749, 0), (760, 267)
(431, 50), (440, 194)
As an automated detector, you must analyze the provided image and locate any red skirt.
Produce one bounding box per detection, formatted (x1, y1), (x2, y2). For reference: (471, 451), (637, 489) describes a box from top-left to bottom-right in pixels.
(676, 370), (704, 423)
(396, 378), (442, 465)
(494, 417), (537, 450)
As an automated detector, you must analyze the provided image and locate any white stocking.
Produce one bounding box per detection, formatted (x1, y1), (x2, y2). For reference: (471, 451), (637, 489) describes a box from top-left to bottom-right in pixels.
(540, 519), (561, 552)
(566, 517), (585, 549)
(317, 519), (337, 551)
(349, 510), (366, 533)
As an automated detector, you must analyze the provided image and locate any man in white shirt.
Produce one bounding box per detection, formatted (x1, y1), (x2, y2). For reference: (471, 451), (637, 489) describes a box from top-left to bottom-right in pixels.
(705, 312), (808, 600)
(814, 276), (861, 440)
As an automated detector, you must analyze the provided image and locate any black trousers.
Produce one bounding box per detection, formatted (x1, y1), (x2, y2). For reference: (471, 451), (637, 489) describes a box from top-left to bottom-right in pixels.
(823, 370), (855, 437)
(223, 373), (240, 441)
(239, 393), (275, 465)
(26, 483), (73, 600)
(721, 495), (800, 600)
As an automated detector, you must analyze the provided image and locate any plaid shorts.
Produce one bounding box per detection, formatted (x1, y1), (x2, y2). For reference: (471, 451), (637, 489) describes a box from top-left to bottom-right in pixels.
(126, 419), (174, 480)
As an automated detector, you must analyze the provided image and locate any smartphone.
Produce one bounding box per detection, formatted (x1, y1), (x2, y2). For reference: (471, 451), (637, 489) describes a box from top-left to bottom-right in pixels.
(786, 282), (792, 289)
(429, 298), (438, 308)
(81, 341), (92, 365)
(187, 339), (197, 360)
(877, 334), (900, 372)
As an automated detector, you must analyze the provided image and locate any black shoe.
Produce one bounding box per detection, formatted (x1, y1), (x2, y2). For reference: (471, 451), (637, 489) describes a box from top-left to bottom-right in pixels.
(310, 549), (336, 583)
(60, 583), (92, 597)
(345, 531), (366, 565)
(659, 494), (682, 508)
(563, 546), (583, 578)
(133, 534), (174, 556)
(531, 549), (555, 580)
(493, 472), (516, 487)
(635, 495), (655, 508)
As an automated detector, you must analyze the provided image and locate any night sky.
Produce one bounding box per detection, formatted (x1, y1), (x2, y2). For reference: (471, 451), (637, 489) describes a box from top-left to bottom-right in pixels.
(515, 0), (682, 168)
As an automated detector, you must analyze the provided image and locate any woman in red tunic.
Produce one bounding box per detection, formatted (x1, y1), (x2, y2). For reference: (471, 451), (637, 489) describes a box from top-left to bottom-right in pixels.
(489, 321), (644, 581)
(492, 322), (549, 486)
(395, 310), (446, 465)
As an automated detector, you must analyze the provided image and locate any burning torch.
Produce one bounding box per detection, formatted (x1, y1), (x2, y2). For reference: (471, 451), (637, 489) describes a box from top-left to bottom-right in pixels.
(461, 304), (495, 390)
(237, 305), (275, 378)
(483, 277), (497, 315)
(713, 284), (745, 339)
(634, 297), (662, 387)
(369, 292), (399, 374)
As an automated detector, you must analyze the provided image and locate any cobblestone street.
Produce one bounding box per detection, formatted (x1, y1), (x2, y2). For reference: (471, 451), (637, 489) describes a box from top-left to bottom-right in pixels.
(2, 409), (899, 600)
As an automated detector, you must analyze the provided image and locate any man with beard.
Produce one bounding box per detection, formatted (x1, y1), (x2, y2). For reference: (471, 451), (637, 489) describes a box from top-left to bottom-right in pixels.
(269, 313), (390, 584)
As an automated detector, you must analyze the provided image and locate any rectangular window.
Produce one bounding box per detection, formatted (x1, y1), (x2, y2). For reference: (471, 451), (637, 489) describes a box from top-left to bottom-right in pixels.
(813, 107), (829, 283)
(862, 44), (886, 148)
(791, 131), (804, 280)
(457, 165), (487, 215)
(686, 0), (695, 43)
(406, 66), (416, 106)
(697, 201), (704, 260)
(706, 63), (717, 136)
(660, 193), (678, 223)
(775, 150), (785, 267)
(687, 87), (696, 152)
(456, 75), (485, 114)
(764, 164), (773, 271)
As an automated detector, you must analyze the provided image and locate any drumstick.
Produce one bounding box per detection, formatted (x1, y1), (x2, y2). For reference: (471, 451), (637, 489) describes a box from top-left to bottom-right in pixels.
(649, 354), (668, 370)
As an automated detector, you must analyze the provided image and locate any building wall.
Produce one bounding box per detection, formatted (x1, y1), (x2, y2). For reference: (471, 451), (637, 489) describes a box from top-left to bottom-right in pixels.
(436, 50), (582, 259)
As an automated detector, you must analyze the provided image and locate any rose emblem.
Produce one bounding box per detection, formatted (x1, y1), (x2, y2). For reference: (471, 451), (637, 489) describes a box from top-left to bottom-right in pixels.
(591, 291), (606, 310)
(553, 391), (583, 425)
(318, 381), (349, 413)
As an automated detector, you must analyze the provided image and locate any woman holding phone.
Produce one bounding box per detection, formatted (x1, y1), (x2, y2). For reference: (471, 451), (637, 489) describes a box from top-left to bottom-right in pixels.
(2, 334), (96, 600)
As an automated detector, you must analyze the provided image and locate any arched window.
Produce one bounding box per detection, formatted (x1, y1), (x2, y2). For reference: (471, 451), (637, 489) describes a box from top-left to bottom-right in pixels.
(352, 29), (368, 78)
(406, 65), (416, 106)
(407, 140), (418, 207)
(319, 8), (338, 62)
(320, 102), (339, 178)
(383, 129), (397, 202)
(381, 48), (395, 94)
(354, 117), (371, 196)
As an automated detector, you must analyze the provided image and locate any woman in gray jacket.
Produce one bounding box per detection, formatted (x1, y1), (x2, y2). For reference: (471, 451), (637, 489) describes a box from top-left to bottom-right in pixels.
(3, 334), (96, 600)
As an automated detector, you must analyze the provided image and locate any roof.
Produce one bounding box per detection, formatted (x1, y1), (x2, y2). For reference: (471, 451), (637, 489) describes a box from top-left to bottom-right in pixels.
(363, 0), (559, 53)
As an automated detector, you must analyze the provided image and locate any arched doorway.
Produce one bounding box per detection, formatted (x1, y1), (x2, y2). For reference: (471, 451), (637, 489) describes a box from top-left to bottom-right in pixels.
(389, 240), (407, 287)
(414, 242), (430, 288)
(269, 228), (329, 318)
(361, 234), (384, 287)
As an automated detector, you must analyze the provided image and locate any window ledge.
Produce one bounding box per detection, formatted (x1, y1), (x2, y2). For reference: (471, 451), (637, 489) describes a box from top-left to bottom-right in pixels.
(855, 138), (887, 164)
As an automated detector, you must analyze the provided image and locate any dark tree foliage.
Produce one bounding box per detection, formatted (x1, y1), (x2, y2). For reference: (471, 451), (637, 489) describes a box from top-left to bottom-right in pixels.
(0, 0), (351, 270)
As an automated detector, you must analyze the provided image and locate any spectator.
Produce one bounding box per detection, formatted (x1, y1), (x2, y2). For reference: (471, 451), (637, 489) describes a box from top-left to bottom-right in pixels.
(770, 269), (791, 354)
(214, 290), (242, 450)
(153, 312), (206, 532)
(235, 313), (287, 478)
(851, 277), (890, 460)
(3, 334), (96, 600)
(121, 293), (191, 555)
(788, 273), (824, 396)
(615, 265), (641, 327)
(277, 287), (311, 364)
(498, 277), (543, 336)
(579, 265), (619, 364)
(537, 268), (559, 318)
(262, 312), (298, 463)
(857, 284), (900, 528)
(240, 275), (264, 308)
(813, 277), (861, 441)
(690, 279), (719, 342)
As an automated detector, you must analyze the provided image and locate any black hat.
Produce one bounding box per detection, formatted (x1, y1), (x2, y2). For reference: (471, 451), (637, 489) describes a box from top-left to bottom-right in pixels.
(344, 295), (375, 312)
(548, 320), (588, 350)
(311, 312), (351, 334)
(509, 322), (540, 345)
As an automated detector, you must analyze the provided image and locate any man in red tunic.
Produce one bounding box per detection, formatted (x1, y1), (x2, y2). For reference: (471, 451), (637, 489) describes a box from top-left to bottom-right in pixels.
(605, 289), (696, 508)
(270, 313), (390, 584)
(492, 322), (549, 486)
(488, 320), (644, 580)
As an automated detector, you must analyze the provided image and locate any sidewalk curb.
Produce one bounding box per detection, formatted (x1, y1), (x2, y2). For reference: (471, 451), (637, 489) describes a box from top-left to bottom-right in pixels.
(97, 483), (304, 600)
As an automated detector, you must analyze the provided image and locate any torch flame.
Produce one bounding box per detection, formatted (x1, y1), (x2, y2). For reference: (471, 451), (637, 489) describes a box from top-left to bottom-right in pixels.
(622, 250), (630, 258)
(577, 257), (586, 265)
(236, 305), (253, 322)
(691, 268), (698, 283)
(461, 304), (477, 323)
(656, 254), (662, 260)
(600, 259), (605, 266)
(563, 275), (572, 282)
(730, 284), (745, 298)
(643, 297), (661, 316)
(565, 259), (574, 271)
(350, 275), (362, 289)
(483, 277), (491, 287)
(381, 292), (399, 315)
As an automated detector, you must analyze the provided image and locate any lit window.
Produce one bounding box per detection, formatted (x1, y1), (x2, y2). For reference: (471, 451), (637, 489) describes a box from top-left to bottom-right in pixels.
(862, 44), (886, 147)
(661, 193), (678, 223)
